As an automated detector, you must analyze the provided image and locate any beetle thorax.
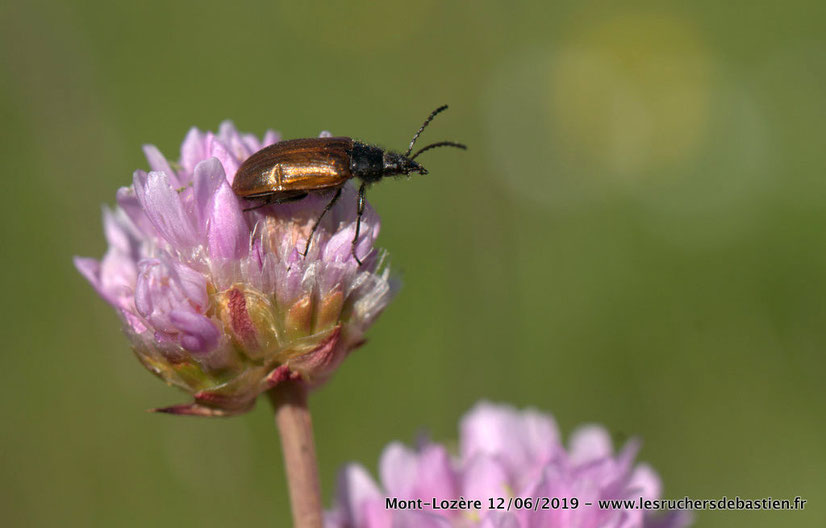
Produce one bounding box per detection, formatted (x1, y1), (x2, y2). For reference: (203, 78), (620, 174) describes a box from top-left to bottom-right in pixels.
(350, 142), (385, 183)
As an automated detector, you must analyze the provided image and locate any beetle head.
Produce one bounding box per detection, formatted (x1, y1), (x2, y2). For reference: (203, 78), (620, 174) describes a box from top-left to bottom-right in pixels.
(384, 151), (428, 177)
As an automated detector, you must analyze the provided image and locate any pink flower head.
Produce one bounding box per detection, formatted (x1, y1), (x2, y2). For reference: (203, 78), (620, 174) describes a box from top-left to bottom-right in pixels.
(75, 122), (395, 416)
(326, 402), (692, 528)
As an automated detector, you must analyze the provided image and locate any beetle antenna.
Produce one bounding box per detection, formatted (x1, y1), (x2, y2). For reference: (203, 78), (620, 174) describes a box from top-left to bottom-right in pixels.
(410, 141), (467, 161)
(405, 105), (449, 157)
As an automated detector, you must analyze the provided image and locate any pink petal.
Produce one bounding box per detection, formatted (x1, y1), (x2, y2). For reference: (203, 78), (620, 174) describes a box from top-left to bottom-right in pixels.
(460, 402), (560, 474)
(628, 463), (662, 501)
(116, 185), (156, 238)
(208, 178), (249, 260)
(380, 443), (419, 497)
(413, 445), (458, 501)
(169, 310), (219, 354)
(334, 464), (385, 528)
(133, 170), (198, 249)
(74, 256), (104, 299)
(192, 157), (225, 237)
(99, 247), (138, 302)
(392, 511), (451, 528)
(219, 120), (254, 161)
(479, 512), (520, 528)
(133, 261), (156, 323)
(171, 261), (209, 309)
(205, 133), (241, 183)
(261, 129), (281, 148)
(378, 443), (457, 503)
(645, 511), (694, 528)
(102, 206), (133, 253)
(568, 425), (614, 465)
(217, 120), (240, 145)
(180, 127), (206, 174)
(240, 132), (262, 153)
(323, 223), (357, 262)
(614, 439), (642, 476)
(462, 455), (510, 501)
(142, 144), (179, 186)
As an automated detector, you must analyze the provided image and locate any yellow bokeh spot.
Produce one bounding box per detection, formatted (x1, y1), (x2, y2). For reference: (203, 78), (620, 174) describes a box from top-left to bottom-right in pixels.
(550, 12), (712, 177)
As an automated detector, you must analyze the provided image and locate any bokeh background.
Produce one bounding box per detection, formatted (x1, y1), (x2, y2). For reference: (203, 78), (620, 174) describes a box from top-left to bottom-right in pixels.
(2, 1), (825, 526)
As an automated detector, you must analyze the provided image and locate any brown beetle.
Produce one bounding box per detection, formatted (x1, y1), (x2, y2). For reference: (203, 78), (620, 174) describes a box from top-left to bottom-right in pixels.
(232, 105), (466, 264)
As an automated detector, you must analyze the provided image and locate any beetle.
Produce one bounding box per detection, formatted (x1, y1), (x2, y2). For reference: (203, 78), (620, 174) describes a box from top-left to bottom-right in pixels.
(232, 105), (466, 264)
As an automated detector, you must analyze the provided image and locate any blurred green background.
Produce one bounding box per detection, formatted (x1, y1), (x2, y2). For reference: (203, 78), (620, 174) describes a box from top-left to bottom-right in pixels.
(2, 0), (825, 526)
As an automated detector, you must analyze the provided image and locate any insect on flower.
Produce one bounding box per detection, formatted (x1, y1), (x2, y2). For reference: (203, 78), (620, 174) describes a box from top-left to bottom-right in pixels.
(232, 105), (466, 264)
(75, 120), (399, 416)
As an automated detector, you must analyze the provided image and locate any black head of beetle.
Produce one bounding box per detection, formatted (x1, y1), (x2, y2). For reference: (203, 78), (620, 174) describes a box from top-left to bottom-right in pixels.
(385, 150), (428, 176)
(349, 142), (427, 183)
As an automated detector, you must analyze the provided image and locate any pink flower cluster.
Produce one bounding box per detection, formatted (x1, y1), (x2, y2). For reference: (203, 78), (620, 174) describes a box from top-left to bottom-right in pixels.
(327, 402), (691, 528)
(75, 122), (394, 416)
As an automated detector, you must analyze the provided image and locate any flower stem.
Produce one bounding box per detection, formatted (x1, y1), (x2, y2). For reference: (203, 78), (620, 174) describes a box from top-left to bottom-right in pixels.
(269, 380), (323, 528)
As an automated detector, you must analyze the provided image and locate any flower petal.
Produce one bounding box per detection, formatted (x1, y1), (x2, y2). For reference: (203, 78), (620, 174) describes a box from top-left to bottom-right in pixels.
(645, 511), (694, 528)
(568, 424), (614, 465)
(208, 179), (249, 260)
(333, 464), (386, 528)
(102, 206), (136, 253)
(205, 133), (241, 183)
(462, 454), (510, 501)
(180, 127), (206, 175)
(460, 402), (560, 475)
(135, 258), (211, 349)
(392, 511), (451, 528)
(133, 170), (198, 249)
(219, 120), (255, 162)
(378, 443), (457, 503)
(414, 445), (458, 502)
(74, 256), (104, 300)
(142, 144), (179, 186)
(479, 512), (520, 528)
(192, 157), (225, 236)
(261, 129), (281, 148)
(169, 311), (219, 354)
(380, 442), (419, 497)
(116, 185), (157, 238)
(628, 463), (662, 502)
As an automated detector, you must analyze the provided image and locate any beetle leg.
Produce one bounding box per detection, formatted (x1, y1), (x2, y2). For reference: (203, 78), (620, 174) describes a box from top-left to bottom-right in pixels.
(351, 182), (368, 266)
(242, 191), (308, 212)
(303, 187), (343, 258)
(242, 196), (274, 212)
(274, 191), (309, 203)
